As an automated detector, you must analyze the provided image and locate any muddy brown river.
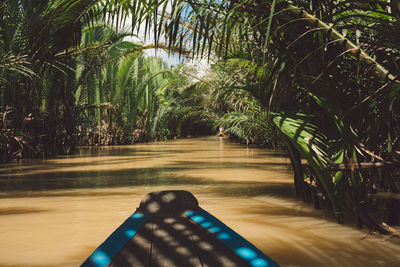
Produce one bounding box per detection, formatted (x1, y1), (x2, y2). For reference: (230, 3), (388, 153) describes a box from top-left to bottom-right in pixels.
(0, 136), (399, 266)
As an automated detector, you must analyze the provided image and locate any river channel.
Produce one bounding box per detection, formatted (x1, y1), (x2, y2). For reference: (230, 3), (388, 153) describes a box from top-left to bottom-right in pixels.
(0, 136), (399, 266)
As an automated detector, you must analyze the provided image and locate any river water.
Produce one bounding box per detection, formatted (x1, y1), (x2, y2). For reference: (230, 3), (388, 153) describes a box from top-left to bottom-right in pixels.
(0, 136), (399, 266)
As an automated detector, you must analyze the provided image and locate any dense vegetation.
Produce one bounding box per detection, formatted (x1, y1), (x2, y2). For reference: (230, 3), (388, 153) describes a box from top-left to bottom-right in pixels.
(1, 0), (399, 231)
(0, 0), (215, 161)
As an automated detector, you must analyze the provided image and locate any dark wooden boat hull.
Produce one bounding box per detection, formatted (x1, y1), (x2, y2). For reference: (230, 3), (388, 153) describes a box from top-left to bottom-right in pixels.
(82, 191), (279, 267)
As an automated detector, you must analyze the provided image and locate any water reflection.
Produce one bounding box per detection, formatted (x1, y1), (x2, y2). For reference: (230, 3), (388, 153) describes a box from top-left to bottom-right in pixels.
(0, 136), (399, 266)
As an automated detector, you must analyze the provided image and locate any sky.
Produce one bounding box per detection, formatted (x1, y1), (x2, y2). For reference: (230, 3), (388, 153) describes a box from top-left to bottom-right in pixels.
(144, 47), (211, 78)
(121, 1), (210, 70)
(118, 1), (211, 80)
(124, 27), (210, 77)
(121, 0), (181, 67)
(125, 27), (191, 68)
(144, 48), (184, 66)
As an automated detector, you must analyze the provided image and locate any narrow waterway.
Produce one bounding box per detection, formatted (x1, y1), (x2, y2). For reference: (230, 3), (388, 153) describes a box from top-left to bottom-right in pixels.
(0, 136), (399, 266)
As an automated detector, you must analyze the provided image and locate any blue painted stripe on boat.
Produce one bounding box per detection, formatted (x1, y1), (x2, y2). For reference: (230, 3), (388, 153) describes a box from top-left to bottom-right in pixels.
(81, 212), (152, 267)
(186, 209), (279, 267)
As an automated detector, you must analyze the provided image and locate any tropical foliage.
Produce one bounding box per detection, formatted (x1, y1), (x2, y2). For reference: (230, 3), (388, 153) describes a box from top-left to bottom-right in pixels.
(155, 0), (400, 230)
(0, 0), (213, 160)
(192, 62), (282, 148)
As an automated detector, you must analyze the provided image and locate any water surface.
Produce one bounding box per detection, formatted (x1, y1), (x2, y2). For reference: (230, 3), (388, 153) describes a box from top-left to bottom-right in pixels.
(0, 136), (399, 266)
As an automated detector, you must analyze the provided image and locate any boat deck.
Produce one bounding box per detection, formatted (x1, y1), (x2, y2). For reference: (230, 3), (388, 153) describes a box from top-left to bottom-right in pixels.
(110, 213), (250, 266)
(82, 190), (279, 267)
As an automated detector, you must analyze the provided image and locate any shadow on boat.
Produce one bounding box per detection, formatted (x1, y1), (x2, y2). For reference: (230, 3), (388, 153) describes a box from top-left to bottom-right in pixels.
(83, 191), (279, 267)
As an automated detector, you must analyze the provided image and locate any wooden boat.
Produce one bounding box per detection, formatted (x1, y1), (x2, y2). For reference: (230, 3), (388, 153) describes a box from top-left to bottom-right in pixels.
(81, 190), (279, 267)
